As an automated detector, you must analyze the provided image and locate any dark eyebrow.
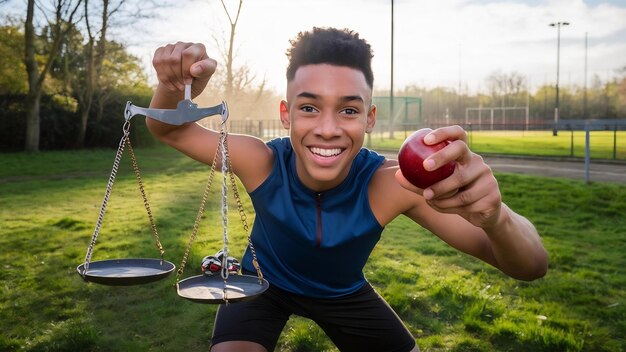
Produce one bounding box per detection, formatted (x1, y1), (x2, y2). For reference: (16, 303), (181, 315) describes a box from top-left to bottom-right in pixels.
(296, 92), (320, 100)
(296, 92), (364, 103)
(341, 95), (364, 103)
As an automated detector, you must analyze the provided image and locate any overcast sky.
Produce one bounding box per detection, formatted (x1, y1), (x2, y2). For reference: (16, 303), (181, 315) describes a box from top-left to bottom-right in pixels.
(126, 0), (626, 95)
(5, 0), (626, 94)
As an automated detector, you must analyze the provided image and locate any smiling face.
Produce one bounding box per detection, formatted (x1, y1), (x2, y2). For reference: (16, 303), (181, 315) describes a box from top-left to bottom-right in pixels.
(280, 64), (377, 192)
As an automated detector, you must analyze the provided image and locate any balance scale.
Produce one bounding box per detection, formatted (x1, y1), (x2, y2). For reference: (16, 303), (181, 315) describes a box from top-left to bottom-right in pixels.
(76, 85), (268, 304)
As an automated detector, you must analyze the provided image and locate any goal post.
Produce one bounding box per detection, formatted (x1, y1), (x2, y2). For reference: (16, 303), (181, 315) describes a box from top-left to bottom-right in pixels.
(465, 106), (530, 130)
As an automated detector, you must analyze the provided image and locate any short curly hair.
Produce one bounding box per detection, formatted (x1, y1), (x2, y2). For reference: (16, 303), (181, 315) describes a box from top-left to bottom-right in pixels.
(286, 27), (374, 88)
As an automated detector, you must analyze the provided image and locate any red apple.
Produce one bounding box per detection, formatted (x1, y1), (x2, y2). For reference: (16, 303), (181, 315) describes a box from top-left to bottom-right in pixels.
(398, 128), (456, 189)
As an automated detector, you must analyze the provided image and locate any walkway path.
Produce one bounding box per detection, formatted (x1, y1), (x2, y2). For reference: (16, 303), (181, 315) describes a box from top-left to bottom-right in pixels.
(483, 156), (626, 184)
(379, 151), (626, 184)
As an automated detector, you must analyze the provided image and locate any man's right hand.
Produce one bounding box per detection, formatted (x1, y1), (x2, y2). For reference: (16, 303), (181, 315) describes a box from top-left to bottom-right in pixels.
(152, 42), (217, 101)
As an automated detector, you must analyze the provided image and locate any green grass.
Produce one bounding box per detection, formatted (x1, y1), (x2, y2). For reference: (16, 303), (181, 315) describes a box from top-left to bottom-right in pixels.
(1, 146), (624, 351)
(368, 130), (626, 160)
(370, 174), (626, 351)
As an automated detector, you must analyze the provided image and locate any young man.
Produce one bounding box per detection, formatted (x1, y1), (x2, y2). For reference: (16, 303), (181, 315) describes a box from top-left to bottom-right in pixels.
(147, 27), (548, 352)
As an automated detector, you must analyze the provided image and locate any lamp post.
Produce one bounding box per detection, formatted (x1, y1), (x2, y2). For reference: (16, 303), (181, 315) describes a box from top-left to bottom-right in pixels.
(549, 21), (569, 136)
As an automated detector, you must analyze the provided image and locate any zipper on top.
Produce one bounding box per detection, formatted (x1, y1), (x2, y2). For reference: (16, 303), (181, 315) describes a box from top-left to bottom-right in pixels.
(316, 193), (322, 247)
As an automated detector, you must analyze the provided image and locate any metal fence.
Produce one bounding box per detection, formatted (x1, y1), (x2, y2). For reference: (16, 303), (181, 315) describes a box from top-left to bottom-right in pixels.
(202, 119), (287, 139)
(204, 118), (626, 162)
(372, 120), (626, 161)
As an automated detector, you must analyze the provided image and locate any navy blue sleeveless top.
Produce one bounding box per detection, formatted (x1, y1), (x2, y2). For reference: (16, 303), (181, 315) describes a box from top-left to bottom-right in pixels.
(241, 137), (386, 298)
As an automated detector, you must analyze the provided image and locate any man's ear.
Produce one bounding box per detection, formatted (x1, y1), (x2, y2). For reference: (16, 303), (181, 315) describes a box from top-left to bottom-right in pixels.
(366, 104), (376, 133)
(279, 100), (290, 129)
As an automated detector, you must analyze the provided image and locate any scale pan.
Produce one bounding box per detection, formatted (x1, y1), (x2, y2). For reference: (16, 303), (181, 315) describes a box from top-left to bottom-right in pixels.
(77, 258), (175, 286)
(177, 274), (269, 304)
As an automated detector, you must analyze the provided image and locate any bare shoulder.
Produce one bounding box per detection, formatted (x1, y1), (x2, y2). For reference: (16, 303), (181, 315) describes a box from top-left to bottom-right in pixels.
(227, 133), (274, 192)
(368, 158), (427, 226)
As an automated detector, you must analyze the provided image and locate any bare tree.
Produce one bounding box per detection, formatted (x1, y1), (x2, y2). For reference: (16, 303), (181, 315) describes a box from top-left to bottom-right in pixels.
(24, 0), (83, 151)
(202, 0), (269, 119)
(507, 72), (526, 107)
(615, 66), (626, 114)
(216, 0), (242, 102)
(74, 0), (127, 147)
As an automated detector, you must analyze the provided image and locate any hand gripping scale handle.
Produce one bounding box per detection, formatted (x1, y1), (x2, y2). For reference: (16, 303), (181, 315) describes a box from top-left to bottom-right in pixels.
(124, 85), (228, 125)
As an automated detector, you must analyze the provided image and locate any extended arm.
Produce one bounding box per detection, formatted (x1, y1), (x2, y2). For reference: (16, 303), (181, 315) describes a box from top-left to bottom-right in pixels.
(146, 42), (273, 191)
(403, 190), (548, 281)
(375, 126), (548, 281)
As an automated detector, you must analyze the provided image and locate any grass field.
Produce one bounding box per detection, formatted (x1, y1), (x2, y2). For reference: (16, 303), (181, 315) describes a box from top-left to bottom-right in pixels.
(1, 145), (624, 351)
(368, 130), (626, 160)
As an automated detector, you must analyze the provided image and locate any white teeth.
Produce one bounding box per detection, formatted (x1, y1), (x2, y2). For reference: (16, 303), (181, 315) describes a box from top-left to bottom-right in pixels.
(310, 147), (341, 157)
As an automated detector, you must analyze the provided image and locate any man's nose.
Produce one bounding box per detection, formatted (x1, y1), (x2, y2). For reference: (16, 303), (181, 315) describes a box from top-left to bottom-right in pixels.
(315, 111), (341, 138)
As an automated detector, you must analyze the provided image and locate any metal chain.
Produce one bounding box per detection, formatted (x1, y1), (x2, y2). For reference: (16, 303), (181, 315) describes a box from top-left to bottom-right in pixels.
(126, 138), (165, 261)
(175, 125), (264, 303)
(175, 144), (220, 283)
(81, 120), (131, 274)
(224, 136), (264, 284)
(219, 129), (230, 302)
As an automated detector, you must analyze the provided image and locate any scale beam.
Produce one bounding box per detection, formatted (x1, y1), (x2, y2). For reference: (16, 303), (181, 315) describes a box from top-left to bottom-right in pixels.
(124, 83), (228, 125)
(125, 99), (228, 125)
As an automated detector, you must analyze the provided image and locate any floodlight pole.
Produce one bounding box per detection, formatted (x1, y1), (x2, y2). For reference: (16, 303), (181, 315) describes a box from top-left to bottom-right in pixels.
(549, 21), (569, 136)
(583, 32), (589, 119)
(390, 0), (395, 137)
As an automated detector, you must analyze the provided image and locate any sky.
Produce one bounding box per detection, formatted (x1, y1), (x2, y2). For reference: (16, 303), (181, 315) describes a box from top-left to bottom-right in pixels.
(5, 0), (626, 95)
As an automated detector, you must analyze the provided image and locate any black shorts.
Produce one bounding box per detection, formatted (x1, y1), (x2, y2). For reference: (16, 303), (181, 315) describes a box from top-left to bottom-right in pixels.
(211, 282), (416, 352)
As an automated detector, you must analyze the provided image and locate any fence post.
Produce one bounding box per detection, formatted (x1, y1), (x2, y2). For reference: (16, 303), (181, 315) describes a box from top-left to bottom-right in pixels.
(585, 123), (590, 184)
(570, 125), (574, 157)
(614, 124), (618, 160)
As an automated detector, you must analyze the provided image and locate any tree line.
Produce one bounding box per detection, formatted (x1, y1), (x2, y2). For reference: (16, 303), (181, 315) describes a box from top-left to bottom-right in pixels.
(1, 0), (157, 152)
(0, 0), (279, 152)
(374, 69), (626, 131)
(1, 1), (624, 151)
